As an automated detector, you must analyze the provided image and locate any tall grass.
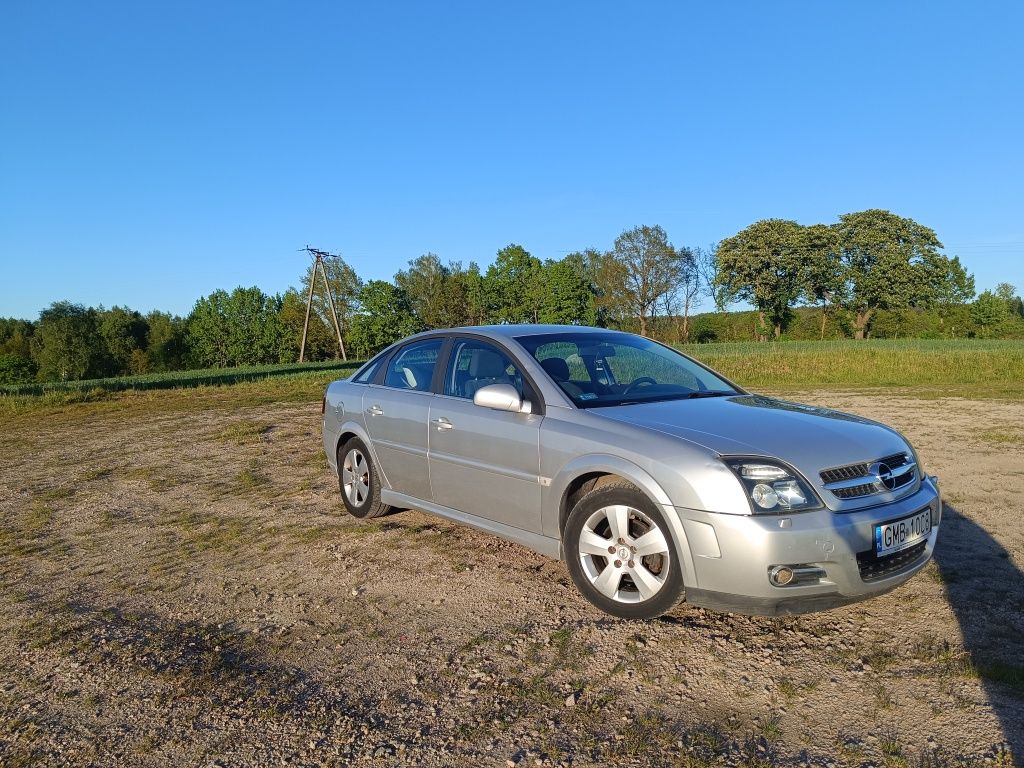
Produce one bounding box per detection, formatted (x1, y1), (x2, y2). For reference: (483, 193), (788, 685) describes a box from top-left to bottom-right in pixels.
(679, 339), (1024, 391)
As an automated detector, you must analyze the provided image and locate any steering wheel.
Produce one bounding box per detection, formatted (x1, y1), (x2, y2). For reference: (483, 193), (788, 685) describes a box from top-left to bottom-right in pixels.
(622, 376), (657, 394)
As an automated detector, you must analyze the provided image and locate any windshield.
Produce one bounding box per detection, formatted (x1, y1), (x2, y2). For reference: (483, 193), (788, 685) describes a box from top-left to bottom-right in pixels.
(515, 332), (740, 408)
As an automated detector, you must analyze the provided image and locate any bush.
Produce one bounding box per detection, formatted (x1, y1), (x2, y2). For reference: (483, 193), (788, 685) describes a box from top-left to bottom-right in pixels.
(0, 354), (37, 385)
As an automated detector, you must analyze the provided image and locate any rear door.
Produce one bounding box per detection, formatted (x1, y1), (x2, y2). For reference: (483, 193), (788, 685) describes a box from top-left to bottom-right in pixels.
(427, 338), (543, 532)
(362, 337), (444, 502)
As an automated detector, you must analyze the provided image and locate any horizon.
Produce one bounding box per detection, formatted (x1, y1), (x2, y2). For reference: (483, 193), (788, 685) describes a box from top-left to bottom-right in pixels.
(2, 2), (1022, 321)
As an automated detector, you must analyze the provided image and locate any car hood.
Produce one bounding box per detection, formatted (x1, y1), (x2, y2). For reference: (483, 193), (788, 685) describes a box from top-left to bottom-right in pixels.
(593, 394), (910, 476)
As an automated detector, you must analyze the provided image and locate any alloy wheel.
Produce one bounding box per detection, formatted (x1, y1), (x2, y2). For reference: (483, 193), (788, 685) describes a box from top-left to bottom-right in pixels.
(342, 448), (370, 507)
(577, 504), (670, 603)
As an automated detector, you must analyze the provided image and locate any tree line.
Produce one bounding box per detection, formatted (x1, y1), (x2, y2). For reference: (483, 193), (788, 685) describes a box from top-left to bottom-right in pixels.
(2, 208), (1022, 385)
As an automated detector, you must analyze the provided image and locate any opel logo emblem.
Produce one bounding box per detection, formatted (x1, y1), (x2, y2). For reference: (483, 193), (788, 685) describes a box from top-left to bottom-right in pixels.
(869, 461), (897, 491)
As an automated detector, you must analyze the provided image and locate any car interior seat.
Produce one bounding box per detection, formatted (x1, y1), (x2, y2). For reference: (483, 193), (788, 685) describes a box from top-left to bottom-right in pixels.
(464, 349), (512, 398)
(540, 357), (585, 398)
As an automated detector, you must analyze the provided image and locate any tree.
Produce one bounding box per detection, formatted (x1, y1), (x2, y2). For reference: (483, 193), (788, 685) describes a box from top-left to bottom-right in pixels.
(994, 283), (1024, 318)
(0, 318), (34, 359)
(395, 254), (473, 329)
(715, 219), (807, 340)
(348, 281), (423, 357)
(461, 262), (489, 326)
(971, 290), (1009, 336)
(145, 311), (187, 371)
(395, 253), (449, 328)
(31, 301), (103, 381)
(801, 224), (844, 339)
(671, 247), (701, 342)
(597, 225), (684, 337)
(538, 253), (597, 325)
(187, 287), (287, 368)
(223, 287), (287, 366)
(97, 306), (148, 376)
(834, 209), (946, 339)
(486, 244), (544, 324)
(921, 254), (975, 307)
(695, 244), (727, 312)
(187, 289), (231, 367)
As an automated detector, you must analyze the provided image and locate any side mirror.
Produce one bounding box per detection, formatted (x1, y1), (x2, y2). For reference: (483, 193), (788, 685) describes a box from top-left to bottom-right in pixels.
(473, 383), (531, 414)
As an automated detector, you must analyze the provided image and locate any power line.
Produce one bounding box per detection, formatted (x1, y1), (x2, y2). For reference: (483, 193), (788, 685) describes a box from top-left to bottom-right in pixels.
(298, 246), (347, 363)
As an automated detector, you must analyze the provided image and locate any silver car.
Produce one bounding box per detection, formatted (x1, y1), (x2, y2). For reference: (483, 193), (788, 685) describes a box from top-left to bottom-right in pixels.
(321, 325), (941, 619)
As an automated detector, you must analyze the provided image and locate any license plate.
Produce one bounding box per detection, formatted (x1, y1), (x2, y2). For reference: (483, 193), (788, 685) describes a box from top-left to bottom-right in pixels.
(875, 508), (932, 556)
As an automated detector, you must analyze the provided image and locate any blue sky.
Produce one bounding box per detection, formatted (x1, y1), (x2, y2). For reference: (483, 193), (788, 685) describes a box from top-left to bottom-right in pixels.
(2, 1), (1022, 320)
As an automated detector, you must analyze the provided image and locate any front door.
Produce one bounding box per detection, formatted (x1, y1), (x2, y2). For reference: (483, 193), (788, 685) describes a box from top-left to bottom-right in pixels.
(363, 337), (444, 502)
(428, 339), (542, 532)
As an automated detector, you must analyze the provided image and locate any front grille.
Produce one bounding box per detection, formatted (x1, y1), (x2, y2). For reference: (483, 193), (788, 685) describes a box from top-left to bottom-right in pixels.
(820, 453), (915, 499)
(856, 540), (928, 582)
(820, 453), (908, 486)
(832, 482), (880, 499)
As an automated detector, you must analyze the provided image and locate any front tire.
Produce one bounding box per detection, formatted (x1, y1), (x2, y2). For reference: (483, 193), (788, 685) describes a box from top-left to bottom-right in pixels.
(564, 482), (684, 619)
(337, 438), (391, 519)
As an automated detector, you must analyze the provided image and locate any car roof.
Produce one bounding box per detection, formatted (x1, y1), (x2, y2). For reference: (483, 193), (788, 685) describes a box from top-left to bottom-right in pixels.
(412, 324), (625, 340)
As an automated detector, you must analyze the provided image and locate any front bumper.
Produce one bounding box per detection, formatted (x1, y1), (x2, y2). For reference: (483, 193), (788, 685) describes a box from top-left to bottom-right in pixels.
(676, 475), (941, 616)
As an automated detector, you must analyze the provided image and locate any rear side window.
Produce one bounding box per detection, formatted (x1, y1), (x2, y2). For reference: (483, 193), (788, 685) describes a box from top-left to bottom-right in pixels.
(352, 354), (385, 384)
(383, 339), (443, 392)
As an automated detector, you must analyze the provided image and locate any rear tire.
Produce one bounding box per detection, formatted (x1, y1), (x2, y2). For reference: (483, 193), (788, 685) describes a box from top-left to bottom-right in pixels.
(337, 438), (391, 519)
(564, 481), (684, 619)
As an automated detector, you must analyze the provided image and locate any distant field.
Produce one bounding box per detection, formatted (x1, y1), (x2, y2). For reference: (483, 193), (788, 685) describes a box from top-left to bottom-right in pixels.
(681, 338), (1024, 397)
(2, 339), (1022, 416)
(0, 359), (361, 396)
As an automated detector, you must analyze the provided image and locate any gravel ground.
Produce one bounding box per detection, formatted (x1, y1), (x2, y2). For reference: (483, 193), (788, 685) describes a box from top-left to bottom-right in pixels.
(0, 388), (1021, 767)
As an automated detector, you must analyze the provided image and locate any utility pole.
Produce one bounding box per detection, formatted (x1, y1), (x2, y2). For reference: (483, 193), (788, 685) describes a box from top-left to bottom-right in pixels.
(299, 246), (347, 362)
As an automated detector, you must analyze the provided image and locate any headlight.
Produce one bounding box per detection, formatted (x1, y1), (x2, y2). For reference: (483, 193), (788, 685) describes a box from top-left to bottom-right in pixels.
(724, 458), (822, 514)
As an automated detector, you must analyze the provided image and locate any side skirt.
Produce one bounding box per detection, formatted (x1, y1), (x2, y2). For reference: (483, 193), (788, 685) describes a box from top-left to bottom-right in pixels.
(381, 489), (562, 560)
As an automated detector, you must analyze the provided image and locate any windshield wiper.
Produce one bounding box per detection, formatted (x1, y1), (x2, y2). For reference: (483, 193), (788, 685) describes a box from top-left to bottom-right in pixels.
(594, 391), (736, 407)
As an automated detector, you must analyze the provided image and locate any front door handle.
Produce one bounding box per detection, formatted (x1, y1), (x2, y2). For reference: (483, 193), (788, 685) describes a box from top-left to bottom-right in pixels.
(432, 417), (453, 431)
(368, 405), (384, 416)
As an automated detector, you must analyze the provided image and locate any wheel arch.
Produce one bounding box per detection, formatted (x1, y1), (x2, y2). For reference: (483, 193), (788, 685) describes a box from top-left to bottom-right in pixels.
(332, 421), (392, 490)
(548, 454), (696, 587)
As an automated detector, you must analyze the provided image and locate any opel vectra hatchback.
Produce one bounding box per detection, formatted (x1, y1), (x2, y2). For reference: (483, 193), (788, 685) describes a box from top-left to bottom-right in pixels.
(321, 325), (941, 619)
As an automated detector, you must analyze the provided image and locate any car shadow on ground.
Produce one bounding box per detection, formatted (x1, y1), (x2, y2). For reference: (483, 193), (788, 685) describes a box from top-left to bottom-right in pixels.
(933, 502), (1024, 761)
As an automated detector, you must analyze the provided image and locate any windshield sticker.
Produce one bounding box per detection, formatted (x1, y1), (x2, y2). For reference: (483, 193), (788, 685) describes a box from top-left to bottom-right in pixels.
(578, 393), (597, 400)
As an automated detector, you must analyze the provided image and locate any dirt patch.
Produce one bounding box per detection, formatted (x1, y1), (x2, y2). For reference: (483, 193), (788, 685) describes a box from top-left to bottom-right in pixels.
(1, 389), (1021, 766)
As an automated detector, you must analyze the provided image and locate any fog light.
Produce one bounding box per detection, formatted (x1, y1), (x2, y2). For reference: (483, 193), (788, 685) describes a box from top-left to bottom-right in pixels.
(769, 565), (794, 586)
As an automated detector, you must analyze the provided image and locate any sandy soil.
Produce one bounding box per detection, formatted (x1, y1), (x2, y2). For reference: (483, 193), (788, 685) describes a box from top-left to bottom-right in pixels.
(0, 389), (1021, 767)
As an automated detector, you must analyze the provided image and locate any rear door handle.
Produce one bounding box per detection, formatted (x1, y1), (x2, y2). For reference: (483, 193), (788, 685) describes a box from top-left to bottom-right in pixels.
(368, 405), (384, 416)
(432, 417), (453, 431)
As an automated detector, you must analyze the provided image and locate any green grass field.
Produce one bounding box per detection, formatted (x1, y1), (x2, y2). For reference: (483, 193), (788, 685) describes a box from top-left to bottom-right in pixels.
(2, 339), (1022, 417)
(681, 338), (1024, 396)
(0, 359), (360, 397)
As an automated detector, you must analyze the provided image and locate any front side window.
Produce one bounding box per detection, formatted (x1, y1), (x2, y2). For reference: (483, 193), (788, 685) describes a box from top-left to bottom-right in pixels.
(382, 338), (443, 392)
(516, 332), (738, 407)
(444, 339), (525, 399)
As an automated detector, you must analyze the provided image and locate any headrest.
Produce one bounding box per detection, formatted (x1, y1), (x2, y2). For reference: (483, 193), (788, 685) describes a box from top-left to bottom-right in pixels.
(540, 357), (570, 381)
(469, 349), (507, 378)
